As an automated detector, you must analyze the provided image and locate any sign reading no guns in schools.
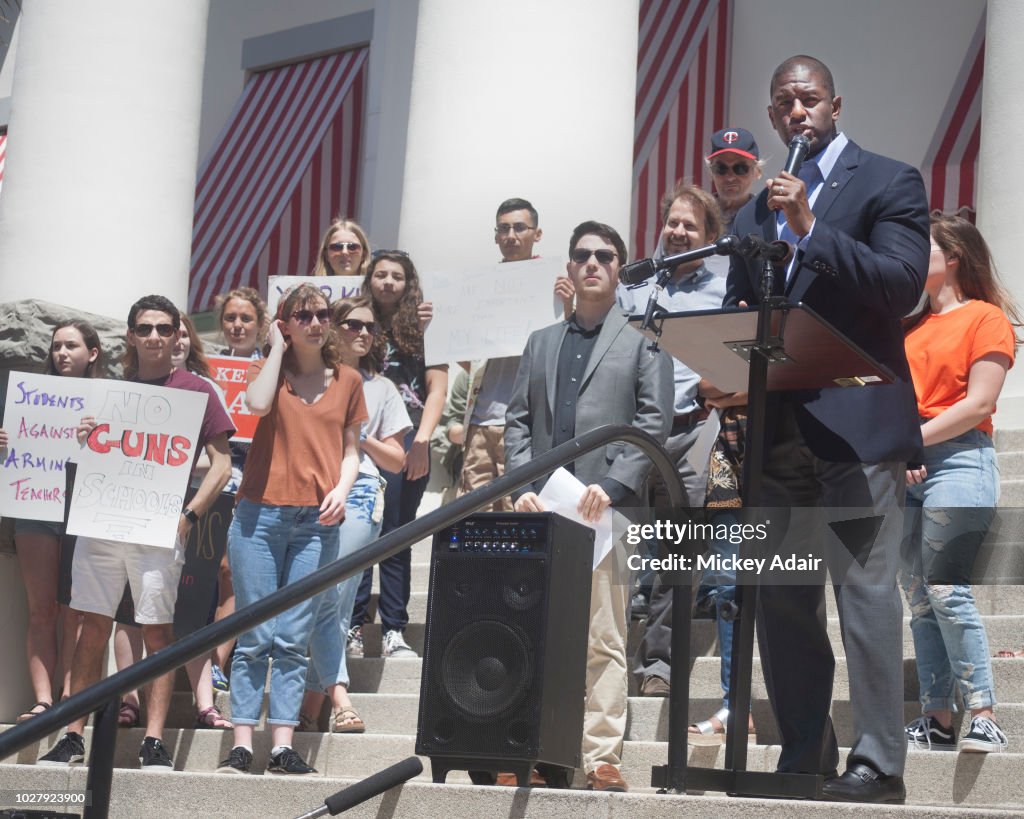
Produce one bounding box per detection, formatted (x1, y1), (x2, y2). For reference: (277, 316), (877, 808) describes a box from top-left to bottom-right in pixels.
(66, 381), (206, 549)
(422, 257), (565, 366)
(0, 372), (89, 522)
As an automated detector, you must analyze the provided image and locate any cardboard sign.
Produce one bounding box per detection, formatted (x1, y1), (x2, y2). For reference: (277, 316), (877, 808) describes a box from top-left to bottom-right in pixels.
(0, 372), (91, 522)
(66, 380), (207, 548)
(173, 489), (233, 638)
(422, 257), (565, 365)
(207, 355), (258, 443)
(267, 275), (363, 317)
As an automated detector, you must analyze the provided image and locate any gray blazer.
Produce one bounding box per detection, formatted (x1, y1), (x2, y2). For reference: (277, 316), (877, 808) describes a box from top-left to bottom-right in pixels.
(504, 307), (673, 506)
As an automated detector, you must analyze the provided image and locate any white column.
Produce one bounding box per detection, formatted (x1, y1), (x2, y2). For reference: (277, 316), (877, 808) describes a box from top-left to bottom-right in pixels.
(0, 0), (210, 320)
(396, 0), (640, 272)
(979, 0), (1024, 428)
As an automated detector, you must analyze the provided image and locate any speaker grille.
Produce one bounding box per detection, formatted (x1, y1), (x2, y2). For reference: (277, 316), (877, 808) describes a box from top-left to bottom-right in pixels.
(440, 621), (532, 719)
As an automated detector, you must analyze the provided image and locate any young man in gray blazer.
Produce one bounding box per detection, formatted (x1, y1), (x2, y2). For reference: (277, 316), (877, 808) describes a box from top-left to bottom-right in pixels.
(505, 220), (673, 791)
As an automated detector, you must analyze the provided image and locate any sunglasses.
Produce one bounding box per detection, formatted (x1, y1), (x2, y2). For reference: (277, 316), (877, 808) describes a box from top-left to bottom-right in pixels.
(339, 318), (377, 335)
(328, 241), (362, 252)
(570, 248), (618, 264)
(711, 161), (753, 176)
(132, 323), (176, 338)
(495, 222), (535, 236)
(290, 309), (332, 325)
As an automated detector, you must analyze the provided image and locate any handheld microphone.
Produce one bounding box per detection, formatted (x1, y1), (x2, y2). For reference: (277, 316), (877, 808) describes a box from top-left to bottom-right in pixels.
(782, 134), (810, 177)
(619, 235), (740, 286)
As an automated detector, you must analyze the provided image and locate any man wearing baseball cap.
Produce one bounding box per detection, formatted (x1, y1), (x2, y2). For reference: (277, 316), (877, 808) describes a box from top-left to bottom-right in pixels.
(706, 127), (764, 230)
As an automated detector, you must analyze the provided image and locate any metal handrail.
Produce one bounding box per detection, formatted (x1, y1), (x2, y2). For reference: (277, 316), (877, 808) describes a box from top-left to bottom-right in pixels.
(0, 423), (684, 764)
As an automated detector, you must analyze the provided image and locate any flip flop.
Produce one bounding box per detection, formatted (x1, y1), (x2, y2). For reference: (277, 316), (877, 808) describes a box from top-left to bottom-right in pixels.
(687, 707), (757, 747)
(118, 700), (141, 728)
(16, 701), (52, 723)
(195, 705), (233, 729)
(332, 706), (366, 734)
(996, 649), (1024, 658)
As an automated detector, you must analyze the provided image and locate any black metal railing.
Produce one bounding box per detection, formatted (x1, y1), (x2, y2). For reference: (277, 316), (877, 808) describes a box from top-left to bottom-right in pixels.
(0, 424), (685, 816)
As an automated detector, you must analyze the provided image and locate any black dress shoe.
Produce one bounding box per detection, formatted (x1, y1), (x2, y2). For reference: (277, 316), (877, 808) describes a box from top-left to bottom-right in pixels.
(821, 762), (905, 804)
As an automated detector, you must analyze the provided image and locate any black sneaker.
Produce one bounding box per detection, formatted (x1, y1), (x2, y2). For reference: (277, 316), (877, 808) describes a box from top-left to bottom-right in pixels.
(139, 736), (174, 771)
(266, 747), (317, 775)
(905, 716), (957, 751)
(38, 732), (85, 766)
(959, 716), (1009, 753)
(216, 746), (253, 774)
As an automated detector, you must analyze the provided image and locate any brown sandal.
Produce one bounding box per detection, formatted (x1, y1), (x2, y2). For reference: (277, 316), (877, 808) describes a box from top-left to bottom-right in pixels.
(118, 700), (141, 728)
(996, 649), (1024, 658)
(16, 701), (52, 723)
(332, 706), (366, 734)
(195, 705), (233, 729)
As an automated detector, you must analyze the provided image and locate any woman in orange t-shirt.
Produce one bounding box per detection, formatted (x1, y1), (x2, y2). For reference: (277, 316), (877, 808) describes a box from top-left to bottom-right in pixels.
(902, 215), (1019, 755)
(219, 284), (367, 776)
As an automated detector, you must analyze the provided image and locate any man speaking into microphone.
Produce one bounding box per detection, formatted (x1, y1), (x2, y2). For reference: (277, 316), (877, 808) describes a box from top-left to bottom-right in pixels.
(724, 55), (929, 803)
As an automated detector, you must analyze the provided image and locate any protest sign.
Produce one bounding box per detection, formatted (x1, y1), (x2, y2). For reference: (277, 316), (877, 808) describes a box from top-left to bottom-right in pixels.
(207, 355), (258, 443)
(66, 380), (207, 548)
(267, 275), (363, 317)
(0, 372), (92, 522)
(174, 489), (233, 638)
(422, 257), (565, 365)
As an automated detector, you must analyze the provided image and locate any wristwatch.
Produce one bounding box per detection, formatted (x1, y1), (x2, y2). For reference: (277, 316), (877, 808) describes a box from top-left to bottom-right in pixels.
(182, 507), (199, 525)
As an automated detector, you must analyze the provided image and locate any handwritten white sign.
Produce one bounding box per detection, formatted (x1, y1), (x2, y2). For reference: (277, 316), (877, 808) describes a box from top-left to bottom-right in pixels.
(0, 372), (91, 522)
(422, 257), (565, 365)
(66, 380), (207, 548)
(267, 275), (363, 317)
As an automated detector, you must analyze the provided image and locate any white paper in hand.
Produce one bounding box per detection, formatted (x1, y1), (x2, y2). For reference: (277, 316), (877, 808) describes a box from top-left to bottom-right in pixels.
(538, 467), (626, 570)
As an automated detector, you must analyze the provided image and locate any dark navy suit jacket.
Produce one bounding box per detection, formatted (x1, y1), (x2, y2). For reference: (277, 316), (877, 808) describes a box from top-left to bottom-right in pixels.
(724, 139), (930, 463)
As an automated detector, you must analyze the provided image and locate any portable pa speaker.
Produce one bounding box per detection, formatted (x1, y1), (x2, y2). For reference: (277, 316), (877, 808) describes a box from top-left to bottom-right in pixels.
(415, 512), (594, 786)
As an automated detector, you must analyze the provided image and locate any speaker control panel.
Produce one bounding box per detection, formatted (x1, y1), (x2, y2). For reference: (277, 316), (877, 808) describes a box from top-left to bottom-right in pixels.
(437, 514), (550, 555)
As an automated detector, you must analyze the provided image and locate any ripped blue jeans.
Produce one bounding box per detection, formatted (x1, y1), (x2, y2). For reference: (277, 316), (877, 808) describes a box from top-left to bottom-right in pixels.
(307, 473), (385, 692)
(900, 428), (998, 713)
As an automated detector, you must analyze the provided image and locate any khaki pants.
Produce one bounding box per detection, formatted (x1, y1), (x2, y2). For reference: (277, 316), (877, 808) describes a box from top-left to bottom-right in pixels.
(457, 423), (513, 512)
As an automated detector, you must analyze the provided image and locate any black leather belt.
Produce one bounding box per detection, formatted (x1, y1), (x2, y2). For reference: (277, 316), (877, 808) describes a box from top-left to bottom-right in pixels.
(672, 407), (710, 428)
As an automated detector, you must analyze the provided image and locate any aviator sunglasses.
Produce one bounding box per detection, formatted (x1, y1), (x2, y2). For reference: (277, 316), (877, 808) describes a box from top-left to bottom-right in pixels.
(710, 161), (753, 176)
(570, 248), (618, 264)
(338, 318), (377, 335)
(328, 241), (362, 252)
(290, 308), (332, 325)
(132, 323), (176, 338)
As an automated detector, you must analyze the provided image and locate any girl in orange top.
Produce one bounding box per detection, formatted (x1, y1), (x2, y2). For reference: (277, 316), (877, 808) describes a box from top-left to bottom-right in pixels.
(219, 284), (367, 776)
(902, 215), (1019, 754)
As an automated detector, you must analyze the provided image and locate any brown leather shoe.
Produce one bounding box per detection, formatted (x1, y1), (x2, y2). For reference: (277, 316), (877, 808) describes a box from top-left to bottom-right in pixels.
(640, 675), (670, 697)
(586, 764), (628, 792)
(495, 769), (546, 787)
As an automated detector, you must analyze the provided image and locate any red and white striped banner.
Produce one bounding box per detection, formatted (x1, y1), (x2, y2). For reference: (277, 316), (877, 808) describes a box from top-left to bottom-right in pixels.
(0, 132), (7, 197)
(631, 0), (732, 259)
(922, 11), (984, 217)
(189, 48), (367, 312)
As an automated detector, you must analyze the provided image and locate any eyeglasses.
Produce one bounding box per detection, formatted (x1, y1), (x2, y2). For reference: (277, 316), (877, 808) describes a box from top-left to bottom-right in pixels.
(570, 248), (618, 264)
(495, 223), (535, 236)
(328, 241), (362, 253)
(339, 319), (377, 335)
(290, 309), (332, 325)
(132, 323), (176, 338)
(711, 161), (753, 176)
(371, 249), (410, 259)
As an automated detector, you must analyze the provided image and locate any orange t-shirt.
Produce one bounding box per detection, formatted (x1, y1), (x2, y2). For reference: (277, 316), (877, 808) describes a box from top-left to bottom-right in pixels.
(237, 361), (368, 507)
(904, 300), (1015, 436)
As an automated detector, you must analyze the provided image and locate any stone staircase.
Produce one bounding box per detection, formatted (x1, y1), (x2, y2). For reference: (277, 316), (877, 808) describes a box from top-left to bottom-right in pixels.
(3, 439), (1024, 817)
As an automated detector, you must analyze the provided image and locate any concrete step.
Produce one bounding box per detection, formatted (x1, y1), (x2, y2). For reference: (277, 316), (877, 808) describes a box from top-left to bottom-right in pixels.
(4, 729), (1023, 810)
(3, 766), (1020, 819)
(994, 428), (1024, 452)
(973, 584), (1024, 615)
(998, 450), (1024, 480)
(997, 479), (1024, 507)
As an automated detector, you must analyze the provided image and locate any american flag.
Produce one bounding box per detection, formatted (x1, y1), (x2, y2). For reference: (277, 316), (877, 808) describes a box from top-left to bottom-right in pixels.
(0, 131), (7, 196)
(921, 11), (985, 217)
(631, 0), (732, 259)
(188, 48), (367, 312)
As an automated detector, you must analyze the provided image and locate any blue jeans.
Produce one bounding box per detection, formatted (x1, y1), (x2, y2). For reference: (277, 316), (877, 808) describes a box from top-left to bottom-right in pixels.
(228, 500), (340, 726)
(695, 511), (739, 710)
(900, 428), (998, 712)
(307, 474), (384, 692)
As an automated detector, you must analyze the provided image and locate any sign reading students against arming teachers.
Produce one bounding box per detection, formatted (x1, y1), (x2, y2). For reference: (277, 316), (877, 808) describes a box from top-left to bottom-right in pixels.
(66, 381), (207, 549)
(0, 372), (89, 522)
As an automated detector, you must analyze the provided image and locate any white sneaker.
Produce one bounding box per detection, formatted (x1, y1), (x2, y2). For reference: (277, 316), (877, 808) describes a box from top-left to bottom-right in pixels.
(959, 716), (1009, 753)
(382, 629), (418, 658)
(346, 626), (364, 658)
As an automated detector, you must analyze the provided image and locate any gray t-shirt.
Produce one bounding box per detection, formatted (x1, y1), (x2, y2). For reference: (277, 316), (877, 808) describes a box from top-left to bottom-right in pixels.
(359, 370), (413, 478)
(469, 355), (521, 426)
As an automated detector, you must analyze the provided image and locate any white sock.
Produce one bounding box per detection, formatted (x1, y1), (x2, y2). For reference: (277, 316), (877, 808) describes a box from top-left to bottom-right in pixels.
(271, 745), (292, 756)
